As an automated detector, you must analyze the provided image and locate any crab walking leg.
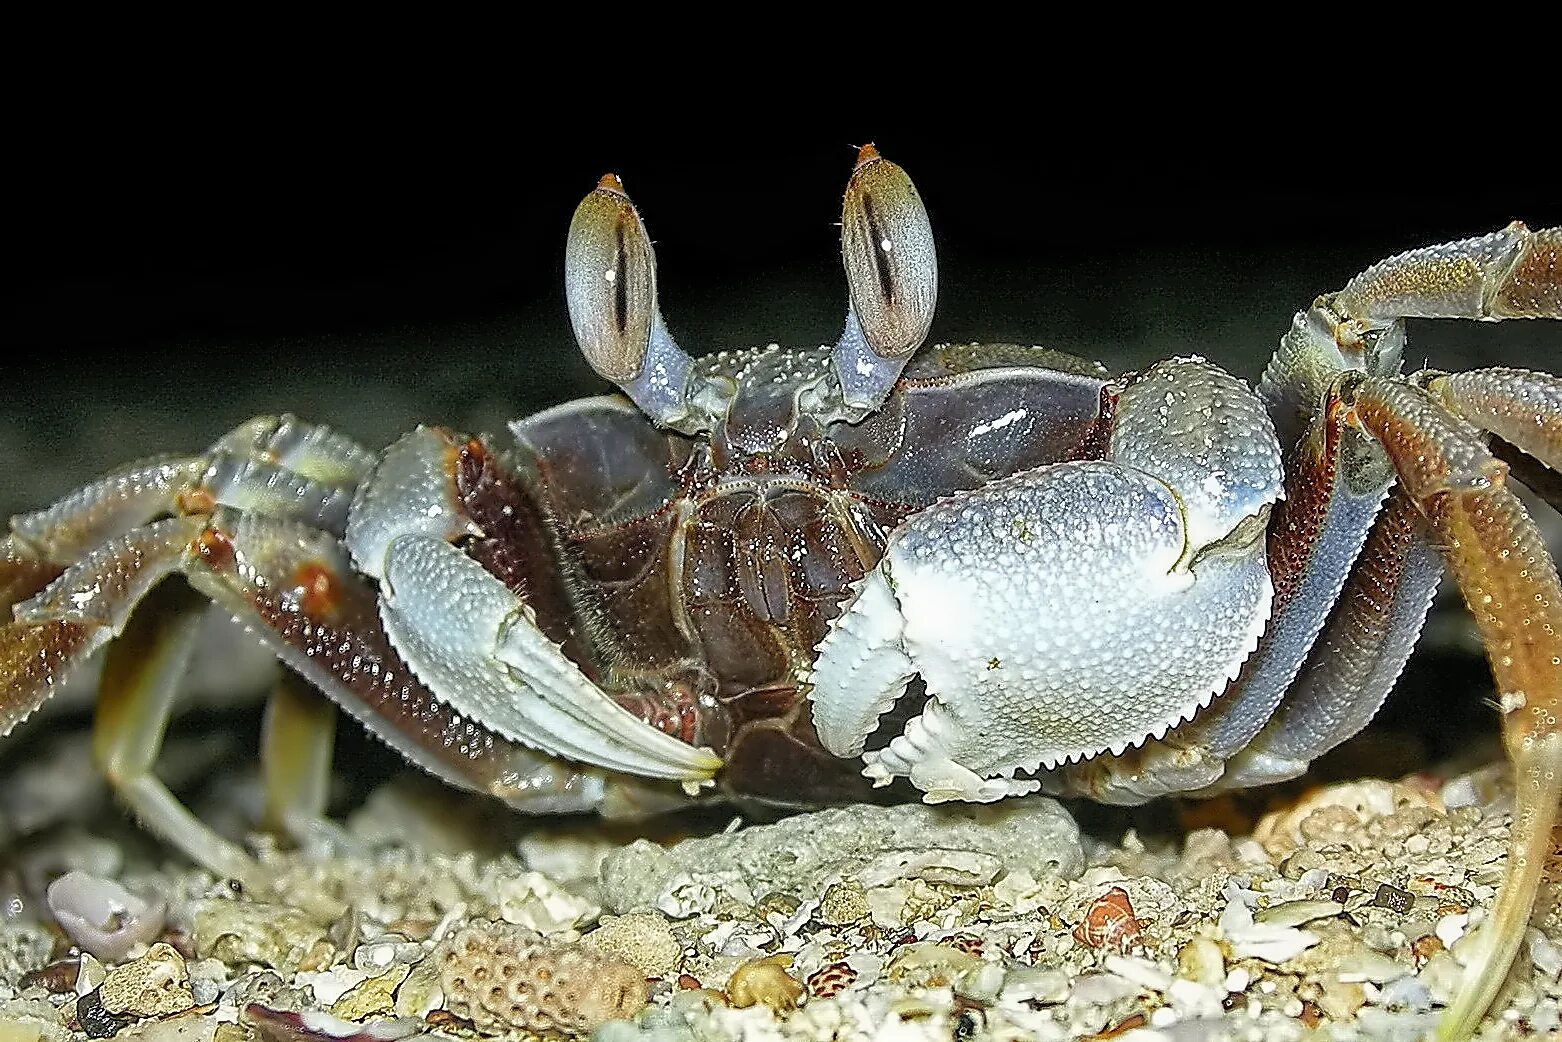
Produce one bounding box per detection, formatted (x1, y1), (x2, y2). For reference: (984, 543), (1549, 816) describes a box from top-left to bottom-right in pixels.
(1330, 224), (1561, 325)
(0, 537), (62, 611)
(259, 672), (339, 846)
(209, 415), (378, 488)
(1260, 225), (1561, 452)
(7, 517), (268, 882)
(1211, 489), (1443, 789)
(93, 582), (265, 886)
(3, 518), (208, 741)
(1427, 367), (1562, 473)
(1347, 377), (1562, 1041)
(0, 538), (78, 735)
(187, 512), (621, 814)
(810, 359), (1283, 800)
(0, 618), (94, 736)
(10, 415), (374, 565)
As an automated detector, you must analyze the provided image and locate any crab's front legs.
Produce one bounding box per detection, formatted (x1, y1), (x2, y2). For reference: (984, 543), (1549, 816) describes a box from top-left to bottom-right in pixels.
(808, 358), (1284, 799)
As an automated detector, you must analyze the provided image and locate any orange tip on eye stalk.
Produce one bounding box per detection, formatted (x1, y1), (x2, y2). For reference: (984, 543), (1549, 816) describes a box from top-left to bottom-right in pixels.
(854, 143), (881, 169)
(595, 173), (627, 196)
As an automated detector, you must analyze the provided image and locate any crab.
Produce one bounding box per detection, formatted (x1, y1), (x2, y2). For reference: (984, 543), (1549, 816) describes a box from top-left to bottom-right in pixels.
(1, 145), (1559, 1037)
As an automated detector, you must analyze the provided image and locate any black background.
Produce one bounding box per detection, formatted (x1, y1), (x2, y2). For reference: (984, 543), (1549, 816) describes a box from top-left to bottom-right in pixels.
(12, 124), (1560, 521)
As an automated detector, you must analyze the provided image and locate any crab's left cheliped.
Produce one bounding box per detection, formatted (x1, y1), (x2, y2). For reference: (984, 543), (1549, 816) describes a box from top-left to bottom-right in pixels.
(809, 357), (1284, 800)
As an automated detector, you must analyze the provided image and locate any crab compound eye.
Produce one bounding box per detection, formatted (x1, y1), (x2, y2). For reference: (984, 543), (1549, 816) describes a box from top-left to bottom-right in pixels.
(841, 145), (937, 359)
(565, 174), (657, 382)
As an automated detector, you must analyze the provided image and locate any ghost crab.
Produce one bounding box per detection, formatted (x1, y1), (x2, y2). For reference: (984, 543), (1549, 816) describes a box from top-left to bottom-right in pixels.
(1, 145), (1559, 1036)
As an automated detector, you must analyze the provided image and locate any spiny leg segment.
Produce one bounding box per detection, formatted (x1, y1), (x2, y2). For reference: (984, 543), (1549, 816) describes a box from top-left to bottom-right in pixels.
(1, 418), (374, 885)
(1349, 374), (1562, 1039)
(2, 414), (650, 885)
(1285, 222), (1560, 1039)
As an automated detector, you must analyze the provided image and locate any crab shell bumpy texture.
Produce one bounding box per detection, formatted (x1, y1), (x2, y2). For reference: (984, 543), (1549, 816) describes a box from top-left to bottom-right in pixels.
(809, 357), (1284, 802)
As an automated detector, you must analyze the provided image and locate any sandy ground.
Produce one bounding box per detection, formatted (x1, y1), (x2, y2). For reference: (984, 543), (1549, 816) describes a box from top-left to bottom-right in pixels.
(2, 738), (1561, 1041)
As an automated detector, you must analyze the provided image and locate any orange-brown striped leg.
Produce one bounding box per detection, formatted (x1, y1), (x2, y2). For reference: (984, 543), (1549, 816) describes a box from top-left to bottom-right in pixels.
(1350, 376), (1562, 1040)
(1, 537), (92, 738)
(1426, 368), (1562, 503)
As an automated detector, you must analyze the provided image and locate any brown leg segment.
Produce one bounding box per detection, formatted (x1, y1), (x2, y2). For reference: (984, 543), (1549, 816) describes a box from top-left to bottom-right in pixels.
(1218, 487), (1443, 788)
(1351, 376), (1562, 1040)
(0, 538), (84, 737)
(1428, 367), (1562, 474)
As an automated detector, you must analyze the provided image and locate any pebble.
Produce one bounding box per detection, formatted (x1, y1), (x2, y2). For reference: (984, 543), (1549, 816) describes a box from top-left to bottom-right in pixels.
(816, 881), (870, 925)
(1175, 936), (1224, 987)
(348, 941), (421, 974)
(599, 801), (1083, 914)
(1533, 929), (1562, 978)
(999, 967), (1069, 1005)
(1218, 896), (1319, 964)
(1253, 899), (1344, 928)
(1377, 973), (1432, 1012)
(192, 902), (328, 973)
(583, 913), (683, 977)
(1068, 971), (1138, 1006)
(1417, 950), (1465, 1005)
(953, 962), (1005, 1004)
(45, 872), (165, 963)
(328, 964), (408, 1020)
(99, 943), (194, 1019)
(389, 957), (442, 1019)
(111, 1014), (217, 1042)
(1165, 977), (1223, 1019)
(293, 970), (368, 1007)
(1434, 912), (1468, 949)
(1316, 978), (1366, 1019)
(492, 871), (598, 933)
(725, 957), (803, 1011)
(1102, 954), (1172, 992)
(0, 1024), (41, 1042)
(885, 943), (981, 988)
(1336, 949), (1409, 984)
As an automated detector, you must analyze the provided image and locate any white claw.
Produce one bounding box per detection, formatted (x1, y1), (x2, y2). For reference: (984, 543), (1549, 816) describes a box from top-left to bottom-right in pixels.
(346, 427), (481, 581)
(808, 569), (915, 759)
(808, 359), (1283, 804)
(378, 535), (720, 782)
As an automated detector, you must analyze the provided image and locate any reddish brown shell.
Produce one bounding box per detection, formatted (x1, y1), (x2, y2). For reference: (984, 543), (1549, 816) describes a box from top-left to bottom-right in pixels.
(1072, 887), (1143, 952)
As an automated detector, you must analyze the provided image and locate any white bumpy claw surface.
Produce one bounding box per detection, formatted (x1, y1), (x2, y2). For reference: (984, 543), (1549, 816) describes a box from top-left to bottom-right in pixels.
(810, 358), (1283, 802)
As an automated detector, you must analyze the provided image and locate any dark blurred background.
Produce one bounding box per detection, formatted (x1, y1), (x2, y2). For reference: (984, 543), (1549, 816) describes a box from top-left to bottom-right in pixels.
(5, 124), (1559, 799)
(10, 127), (1560, 514)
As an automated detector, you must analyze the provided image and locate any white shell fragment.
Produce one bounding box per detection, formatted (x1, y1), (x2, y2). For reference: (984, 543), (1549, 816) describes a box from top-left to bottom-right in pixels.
(45, 870), (166, 962)
(1217, 893), (1320, 964)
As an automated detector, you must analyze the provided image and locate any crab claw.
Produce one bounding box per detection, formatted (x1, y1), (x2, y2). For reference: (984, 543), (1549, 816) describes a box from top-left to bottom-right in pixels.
(809, 358), (1283, 801)
(348, 428), (722, 784)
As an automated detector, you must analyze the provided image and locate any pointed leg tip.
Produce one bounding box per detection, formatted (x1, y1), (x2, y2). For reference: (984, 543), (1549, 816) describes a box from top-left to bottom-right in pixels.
(1438, 732), (1562, 1040)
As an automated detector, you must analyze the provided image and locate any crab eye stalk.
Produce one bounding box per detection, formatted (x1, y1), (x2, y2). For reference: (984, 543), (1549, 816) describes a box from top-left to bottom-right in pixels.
(565, 174), (720, 433)
(832, 145), (938, 410)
